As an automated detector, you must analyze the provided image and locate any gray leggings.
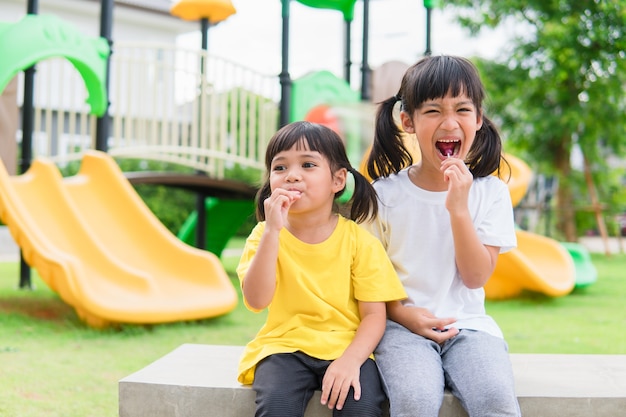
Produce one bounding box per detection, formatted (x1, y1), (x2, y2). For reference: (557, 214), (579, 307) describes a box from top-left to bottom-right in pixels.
(375, 320), (521, 417)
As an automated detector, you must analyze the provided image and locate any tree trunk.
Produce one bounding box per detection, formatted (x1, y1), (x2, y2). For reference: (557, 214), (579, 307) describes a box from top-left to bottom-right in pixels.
(554, 142), (577, 242)
(583, 155), (611, 256)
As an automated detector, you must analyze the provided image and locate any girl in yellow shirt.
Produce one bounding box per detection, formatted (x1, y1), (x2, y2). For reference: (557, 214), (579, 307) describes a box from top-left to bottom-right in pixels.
(237, 121), (406, 417)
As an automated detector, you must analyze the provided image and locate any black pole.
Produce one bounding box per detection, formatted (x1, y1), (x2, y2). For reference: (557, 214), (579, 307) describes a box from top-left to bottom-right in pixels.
(18, 0), (40, 289)
(425, 6), (432, 56)
(95, 0), (114, 151)
(360, 0), (371, 101)
(195, 17), (210, 250)
(344, 19), (352, 84)
(279, 0), (291, 126)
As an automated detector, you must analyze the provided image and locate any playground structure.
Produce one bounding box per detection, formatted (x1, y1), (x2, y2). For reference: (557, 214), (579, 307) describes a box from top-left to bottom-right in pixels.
(0, 1), (598, 327)
(0, 7), (272, 327)
(0, 150), (237, 328)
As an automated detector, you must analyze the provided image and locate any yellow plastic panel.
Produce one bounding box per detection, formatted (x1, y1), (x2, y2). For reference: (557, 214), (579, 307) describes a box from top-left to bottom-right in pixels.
(0, 151), (237, 328)
(485, 229), (576, 300)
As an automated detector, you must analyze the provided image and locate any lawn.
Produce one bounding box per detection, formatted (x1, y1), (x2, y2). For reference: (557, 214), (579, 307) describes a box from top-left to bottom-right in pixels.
(1, 249), (625, 417)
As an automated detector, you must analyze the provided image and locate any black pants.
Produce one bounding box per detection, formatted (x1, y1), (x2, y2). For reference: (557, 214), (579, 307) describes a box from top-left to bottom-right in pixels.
(252, 351), (386, 417)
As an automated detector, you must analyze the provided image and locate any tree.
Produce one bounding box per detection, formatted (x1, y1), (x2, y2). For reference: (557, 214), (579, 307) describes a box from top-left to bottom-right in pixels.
(447, 0), (626, 241)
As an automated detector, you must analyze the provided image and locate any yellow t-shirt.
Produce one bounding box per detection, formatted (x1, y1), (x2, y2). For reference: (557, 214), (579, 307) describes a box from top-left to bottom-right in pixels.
(236, 216), (407, 384)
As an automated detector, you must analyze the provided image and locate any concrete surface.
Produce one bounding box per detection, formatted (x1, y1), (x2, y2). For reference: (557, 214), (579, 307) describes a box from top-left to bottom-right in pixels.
(119, 344), (626, 417)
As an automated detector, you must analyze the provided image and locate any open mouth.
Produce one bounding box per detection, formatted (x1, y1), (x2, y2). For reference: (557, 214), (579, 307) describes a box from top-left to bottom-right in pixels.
(436, 140), (460, 157)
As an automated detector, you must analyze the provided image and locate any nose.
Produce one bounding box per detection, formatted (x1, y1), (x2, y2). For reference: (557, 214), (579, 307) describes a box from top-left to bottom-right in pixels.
(285, 168), (301, 182)
(440, 113), (459, 130)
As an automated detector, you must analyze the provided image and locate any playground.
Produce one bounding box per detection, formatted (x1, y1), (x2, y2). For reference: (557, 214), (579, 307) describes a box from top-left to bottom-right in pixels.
(1, 0), (625, 415)
(0, 0), (603, 329)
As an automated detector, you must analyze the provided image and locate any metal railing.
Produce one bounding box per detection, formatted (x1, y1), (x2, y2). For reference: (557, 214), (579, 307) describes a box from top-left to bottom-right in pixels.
(17, 41), (280, 179)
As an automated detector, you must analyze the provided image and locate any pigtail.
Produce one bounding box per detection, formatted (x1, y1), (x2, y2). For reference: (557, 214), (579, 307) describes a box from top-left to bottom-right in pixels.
(254, 182), (271, 221)
(465, 115), (506, 178)
(346, 167), (379, 223)
(367, 95), (413, 180)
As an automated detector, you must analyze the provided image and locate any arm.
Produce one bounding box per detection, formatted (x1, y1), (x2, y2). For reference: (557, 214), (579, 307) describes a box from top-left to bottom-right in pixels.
(241, 188), (300, 310)
(441, 158), (499, 288)
(449, 210), (500, 288)
(387, 300), (458, 344)
(320, 301), (386, 410)
(240, 227), (280, 310)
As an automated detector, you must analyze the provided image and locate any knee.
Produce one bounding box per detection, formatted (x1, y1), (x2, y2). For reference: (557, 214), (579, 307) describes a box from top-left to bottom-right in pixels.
(463, 390), (520, 417)
(387, 389), (443, 417)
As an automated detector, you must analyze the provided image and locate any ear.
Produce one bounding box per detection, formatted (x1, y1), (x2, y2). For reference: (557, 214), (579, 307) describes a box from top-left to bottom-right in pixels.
(332, 168), (347, 193)
(476, 111), (483, 131)
(400, 111), (415, 133)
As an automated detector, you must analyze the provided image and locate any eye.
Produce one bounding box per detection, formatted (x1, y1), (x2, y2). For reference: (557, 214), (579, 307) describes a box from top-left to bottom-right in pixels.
(302, 162), (317, 168)
(272, 164), (286, 172)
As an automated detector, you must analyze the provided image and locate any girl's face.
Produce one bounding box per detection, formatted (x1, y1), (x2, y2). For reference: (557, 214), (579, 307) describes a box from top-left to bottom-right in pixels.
(269, 141), (346, 215)
(401, 92), (482, 169)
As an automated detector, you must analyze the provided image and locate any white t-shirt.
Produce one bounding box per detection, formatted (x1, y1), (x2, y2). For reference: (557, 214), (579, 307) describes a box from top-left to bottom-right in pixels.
(363, 168), (517, 338)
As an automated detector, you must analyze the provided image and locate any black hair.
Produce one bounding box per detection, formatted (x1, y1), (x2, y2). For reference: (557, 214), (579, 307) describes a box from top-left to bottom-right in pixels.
(367, 55), (506, 180)
(255, 121), (378, 223)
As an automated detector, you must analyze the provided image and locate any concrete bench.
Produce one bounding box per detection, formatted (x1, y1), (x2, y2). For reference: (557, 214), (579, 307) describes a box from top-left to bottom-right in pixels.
(119, 344), (626, 417)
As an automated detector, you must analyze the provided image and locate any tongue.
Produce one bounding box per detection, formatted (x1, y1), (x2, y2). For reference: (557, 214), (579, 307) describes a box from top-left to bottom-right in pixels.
(439, 143), (455, 157)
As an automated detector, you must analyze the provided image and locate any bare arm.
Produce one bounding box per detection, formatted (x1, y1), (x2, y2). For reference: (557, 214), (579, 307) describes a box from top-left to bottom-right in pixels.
(442, 157), (499, 288)
(242, 189), (300, 310)
(320, 301), (386, 410)
(449, 210), (500, 288)
(241, 227), (280, 310)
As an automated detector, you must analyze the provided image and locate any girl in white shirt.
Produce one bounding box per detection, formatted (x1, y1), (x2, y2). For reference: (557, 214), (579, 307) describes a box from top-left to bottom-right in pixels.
(363, 55), (521, 417)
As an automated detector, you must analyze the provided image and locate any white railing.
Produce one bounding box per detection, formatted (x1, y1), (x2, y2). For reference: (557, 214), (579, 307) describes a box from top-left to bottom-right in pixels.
(17, 41), (280, 179)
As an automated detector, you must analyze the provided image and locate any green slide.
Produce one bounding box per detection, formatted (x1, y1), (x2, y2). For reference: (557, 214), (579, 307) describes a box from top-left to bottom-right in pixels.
(178, 198), (255, 258)
(559, 242), (598, 288)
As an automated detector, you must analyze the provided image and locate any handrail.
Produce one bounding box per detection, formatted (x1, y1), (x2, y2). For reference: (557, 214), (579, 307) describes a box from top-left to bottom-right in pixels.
(17, 41), (279, 182)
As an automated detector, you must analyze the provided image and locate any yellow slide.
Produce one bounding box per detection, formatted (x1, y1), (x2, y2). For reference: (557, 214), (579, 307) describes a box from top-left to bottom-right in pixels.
(0, 151), (237, 328)
(485, 155), (576, 299)
(485, 229), (576, 299)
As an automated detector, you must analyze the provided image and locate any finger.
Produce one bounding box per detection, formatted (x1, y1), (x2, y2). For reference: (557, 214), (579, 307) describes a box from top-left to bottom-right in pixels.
(432, 317), (456, 329)
(334, 382), (352, 410)
(352, 379), (361, 401)
(326, 384), (340, 409)
(431, 326), (459, 344)
(320, 386), (330, 406)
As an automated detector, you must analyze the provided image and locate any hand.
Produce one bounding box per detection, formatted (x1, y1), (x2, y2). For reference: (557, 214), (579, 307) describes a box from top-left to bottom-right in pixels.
(263, 188), (301, 231)
(440, 156), (472, 214)
(390, 303), (458, 344)
(320, 355), (361, 410)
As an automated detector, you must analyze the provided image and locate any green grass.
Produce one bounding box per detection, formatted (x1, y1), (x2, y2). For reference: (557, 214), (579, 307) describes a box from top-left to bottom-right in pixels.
(1, 251), (625, 416)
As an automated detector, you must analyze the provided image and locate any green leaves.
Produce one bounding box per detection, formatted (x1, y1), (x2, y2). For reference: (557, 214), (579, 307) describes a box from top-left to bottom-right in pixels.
(448, 0), (626, 239)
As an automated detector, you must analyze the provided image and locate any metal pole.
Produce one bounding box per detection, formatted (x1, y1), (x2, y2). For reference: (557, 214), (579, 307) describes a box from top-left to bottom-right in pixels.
(344, 19), (351, 84)
(425, 6), (432, 56)
(279, 0), (291, 126)
(195, 17), (210, 250)
(95, 0), (114, 151)
(18, 0), (40, 289)
(360, 0), (371, 101)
